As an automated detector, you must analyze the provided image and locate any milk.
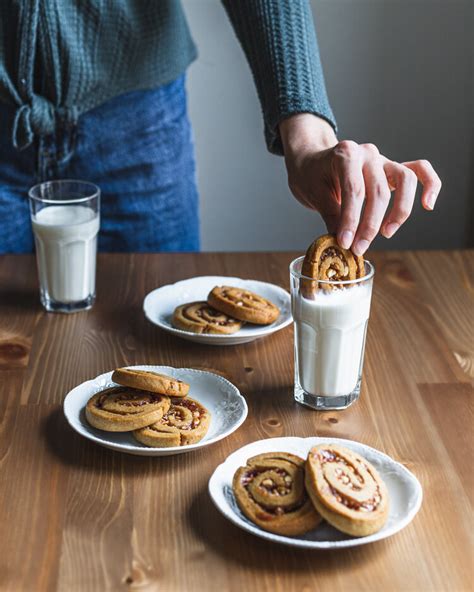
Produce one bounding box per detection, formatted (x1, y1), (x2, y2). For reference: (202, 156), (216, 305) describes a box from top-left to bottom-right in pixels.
(32, 205), (100, 304)
(293, 284), (372, 397)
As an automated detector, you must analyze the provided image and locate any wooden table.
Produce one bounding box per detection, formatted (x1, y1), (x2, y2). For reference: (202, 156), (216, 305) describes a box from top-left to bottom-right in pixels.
(0, 251), (472, 592)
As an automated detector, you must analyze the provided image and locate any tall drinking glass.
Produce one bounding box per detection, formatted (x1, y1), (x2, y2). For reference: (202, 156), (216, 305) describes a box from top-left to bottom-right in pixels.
(29, 180), (100, 313)
(290, 256), (375, 410)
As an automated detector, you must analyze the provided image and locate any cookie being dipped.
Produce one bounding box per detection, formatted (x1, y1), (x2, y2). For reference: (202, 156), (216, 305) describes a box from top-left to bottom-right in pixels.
(302, 233), (365, 294)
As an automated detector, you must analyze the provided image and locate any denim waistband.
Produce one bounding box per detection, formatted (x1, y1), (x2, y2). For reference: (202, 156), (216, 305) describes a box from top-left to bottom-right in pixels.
(0, 75), (186, 182)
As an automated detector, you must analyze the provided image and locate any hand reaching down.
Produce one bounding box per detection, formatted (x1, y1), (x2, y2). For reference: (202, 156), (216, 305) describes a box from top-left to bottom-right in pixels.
(280, 114), (442, 255)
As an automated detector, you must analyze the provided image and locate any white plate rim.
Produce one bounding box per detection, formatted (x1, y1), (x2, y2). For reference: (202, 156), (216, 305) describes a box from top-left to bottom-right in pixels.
(63, 365), (248, 455)
(208, 436), (423, 549)
(143, 275), (293, 340)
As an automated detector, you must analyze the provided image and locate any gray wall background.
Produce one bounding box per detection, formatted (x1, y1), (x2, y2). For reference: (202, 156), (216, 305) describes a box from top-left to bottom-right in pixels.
(183, 0), (473, 252)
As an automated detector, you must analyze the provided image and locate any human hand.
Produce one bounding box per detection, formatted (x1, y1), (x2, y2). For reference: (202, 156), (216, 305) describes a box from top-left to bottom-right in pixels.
(280, 114), (442, 255)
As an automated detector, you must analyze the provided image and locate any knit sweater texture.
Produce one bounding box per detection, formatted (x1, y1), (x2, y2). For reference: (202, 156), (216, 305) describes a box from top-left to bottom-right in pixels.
(0, 0), (336, 154)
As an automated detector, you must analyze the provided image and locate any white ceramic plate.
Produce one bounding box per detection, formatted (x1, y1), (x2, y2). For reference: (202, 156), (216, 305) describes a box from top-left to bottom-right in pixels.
(209, 436), (422, 549)
(143, 276), (292, 345)
(63, 365), (248, 456)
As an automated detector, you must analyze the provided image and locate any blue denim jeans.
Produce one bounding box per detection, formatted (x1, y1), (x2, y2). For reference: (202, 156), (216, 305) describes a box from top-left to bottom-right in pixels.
(0, 76), (200, 253)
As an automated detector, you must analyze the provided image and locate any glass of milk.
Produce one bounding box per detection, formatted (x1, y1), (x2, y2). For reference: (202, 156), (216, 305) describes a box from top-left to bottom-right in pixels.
(29, 180), (100, 313)
(290, 256), (375, 411)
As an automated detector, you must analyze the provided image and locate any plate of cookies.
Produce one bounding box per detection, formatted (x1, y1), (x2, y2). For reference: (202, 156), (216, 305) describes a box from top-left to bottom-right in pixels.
(63, 365), (248, 456)
(209, 436), (422, 549)
(143, 276), (292, 345)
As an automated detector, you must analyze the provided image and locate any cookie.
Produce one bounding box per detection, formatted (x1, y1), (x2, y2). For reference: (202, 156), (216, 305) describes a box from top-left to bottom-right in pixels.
(302, 233), (365, 294)
(232, 452), (321, 536)
(172, 301), (243, 334)
(111, 368), (189, 398)
(305, 444), (389, 537)
(208, 286), (279, 325)
(133, 397), (211, 447)
(85, 386), (170, 432)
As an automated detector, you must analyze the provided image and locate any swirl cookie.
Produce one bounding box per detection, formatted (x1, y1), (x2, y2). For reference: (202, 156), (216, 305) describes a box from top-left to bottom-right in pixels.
(172, 301), (242, 334)
(133, 397), (211, 447)
(305, 444), (389, 537)
(208, 286), (279, 325)
(85, 386), (170, 432)
(302, 234), (365, 294)
(111, 368), (189, 398)
(232, 452), (321, 536)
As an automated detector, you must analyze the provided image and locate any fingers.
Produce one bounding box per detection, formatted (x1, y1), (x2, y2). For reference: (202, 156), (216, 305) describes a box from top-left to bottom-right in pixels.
(381, 161), (417, 238)
(319, 181), (342, 233)
(285, 137), (441, 252)
(352, 146), (391, 256)
(333, 141), (366, 249)
(321, 211), (341, 235)
(402, 159), (442, 210)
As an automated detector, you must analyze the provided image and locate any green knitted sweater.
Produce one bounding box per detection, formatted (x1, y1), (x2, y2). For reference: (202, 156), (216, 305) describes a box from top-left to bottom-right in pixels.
(0, 0), (336, 154)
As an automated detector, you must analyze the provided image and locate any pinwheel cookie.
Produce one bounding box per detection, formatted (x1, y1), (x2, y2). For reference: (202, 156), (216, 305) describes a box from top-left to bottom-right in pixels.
(233, 452), (321, 536)
(208, 286), (279, 325)
(112, 367), (189, 398)
(85, 386), (170, 432)
(172, 301), (242, 334)
(133, 397), (211, 447)
(302, 233), (365, 294)
(305, 444), (389, 537)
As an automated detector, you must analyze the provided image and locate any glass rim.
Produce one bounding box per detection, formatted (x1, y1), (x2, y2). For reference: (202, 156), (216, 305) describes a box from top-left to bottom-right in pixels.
(289, 255), (375, 285)
(28, 179), (100, 205)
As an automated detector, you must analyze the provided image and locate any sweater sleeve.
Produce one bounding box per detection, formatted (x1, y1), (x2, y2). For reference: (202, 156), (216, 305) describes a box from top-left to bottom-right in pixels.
(221, 0), (337, 155)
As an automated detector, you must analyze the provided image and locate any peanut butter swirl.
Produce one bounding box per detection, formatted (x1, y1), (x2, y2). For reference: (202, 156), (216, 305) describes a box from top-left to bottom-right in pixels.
(172, 301), (242, 334)
(232, 452), (321, 536)
(208, 286), (280, 325)
(302, 234), (365, 294)
(305, 444), (389, 537)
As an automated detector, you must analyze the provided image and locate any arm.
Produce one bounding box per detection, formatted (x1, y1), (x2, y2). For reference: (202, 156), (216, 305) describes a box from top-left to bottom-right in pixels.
(280, 114), (442, 254)
(223, 0), (442, 253)
(221, 0), (336, 155)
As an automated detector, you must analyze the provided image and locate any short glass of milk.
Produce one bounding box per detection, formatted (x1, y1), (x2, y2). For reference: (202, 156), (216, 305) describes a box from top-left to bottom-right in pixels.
(29, 180), (100, 313)
(290, 256), (375, 410)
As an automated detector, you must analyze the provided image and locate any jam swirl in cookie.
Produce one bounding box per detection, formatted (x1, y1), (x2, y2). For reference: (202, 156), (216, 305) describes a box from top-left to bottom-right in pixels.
(133, 397), (211, 447)
(85, 386), (170, 432)
(305, 444), (389, 537)
(232, 452), (320, 536)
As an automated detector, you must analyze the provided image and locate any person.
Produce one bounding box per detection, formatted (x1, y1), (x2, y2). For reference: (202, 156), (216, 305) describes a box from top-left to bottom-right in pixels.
(0, 0), (441, 255)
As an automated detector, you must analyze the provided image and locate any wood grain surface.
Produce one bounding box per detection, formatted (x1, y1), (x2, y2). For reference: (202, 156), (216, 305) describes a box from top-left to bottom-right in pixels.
(0, 251), (472, 592)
